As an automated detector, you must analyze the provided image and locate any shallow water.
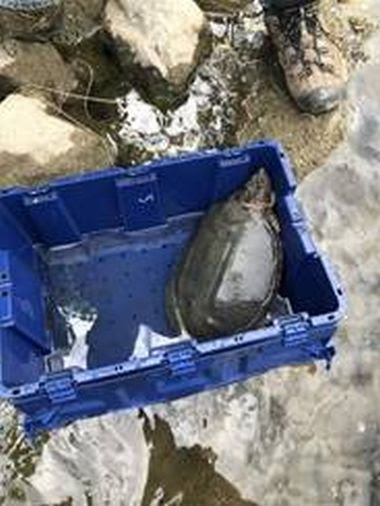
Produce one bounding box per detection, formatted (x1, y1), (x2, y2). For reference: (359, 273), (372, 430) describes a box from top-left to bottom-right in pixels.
(1, 1), (380, 505)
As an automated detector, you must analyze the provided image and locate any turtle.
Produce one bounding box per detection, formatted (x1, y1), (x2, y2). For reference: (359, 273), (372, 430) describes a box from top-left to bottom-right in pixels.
(166, 168), (283, 339)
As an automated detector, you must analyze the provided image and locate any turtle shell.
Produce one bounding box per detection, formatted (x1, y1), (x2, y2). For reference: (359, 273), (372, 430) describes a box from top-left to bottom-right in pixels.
(166, 168), (283, 339)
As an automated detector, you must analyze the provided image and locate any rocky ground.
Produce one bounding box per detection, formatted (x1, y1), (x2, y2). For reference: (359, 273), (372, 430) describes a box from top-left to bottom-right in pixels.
(0, 0), (374, 185)
(0, 0), (379, 505)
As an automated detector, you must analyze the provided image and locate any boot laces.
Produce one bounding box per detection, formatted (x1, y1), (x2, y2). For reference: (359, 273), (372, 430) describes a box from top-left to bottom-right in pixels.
(278, 3), (335, 78)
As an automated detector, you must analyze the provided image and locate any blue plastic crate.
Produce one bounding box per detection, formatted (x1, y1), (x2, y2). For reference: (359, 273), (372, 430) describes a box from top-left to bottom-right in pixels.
(0, 141), (345, 437)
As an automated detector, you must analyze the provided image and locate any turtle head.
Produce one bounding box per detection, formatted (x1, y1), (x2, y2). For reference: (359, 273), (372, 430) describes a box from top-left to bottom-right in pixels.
(241, 168), (274, 207)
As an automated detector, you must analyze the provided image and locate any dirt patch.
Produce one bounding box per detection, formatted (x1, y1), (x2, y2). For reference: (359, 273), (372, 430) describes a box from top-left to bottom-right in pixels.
(237, 59), (347, 180)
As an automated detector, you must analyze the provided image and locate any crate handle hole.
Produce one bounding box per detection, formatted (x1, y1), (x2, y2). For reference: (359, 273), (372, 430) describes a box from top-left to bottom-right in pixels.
(12, 388), (20, 395)
(337, 288), (343, 296)
(328, 315), (335, 321)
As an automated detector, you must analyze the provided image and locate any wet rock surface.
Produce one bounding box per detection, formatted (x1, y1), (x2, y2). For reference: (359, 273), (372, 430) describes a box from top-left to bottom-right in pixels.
(115, 42), (247, 164)
(28, 413), (149, 505)
(0, 93), (116, 185)
(141, 415), (258, 506)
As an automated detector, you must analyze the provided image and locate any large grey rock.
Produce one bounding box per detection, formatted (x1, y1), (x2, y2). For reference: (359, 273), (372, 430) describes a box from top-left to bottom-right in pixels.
(104, 0), (211, 109)
(0, 0), (63, 41)
(27, 413), (149, 506)
(0, 93), (116, 185)
(0, 39), (77, 100)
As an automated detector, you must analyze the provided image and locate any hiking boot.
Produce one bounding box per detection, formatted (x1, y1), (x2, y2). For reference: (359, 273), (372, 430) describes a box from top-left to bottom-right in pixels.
(264, 1), (347, 114)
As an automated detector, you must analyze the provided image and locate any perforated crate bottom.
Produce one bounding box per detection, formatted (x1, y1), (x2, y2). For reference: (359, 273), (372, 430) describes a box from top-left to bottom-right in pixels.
(44, 215), (199, 370)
